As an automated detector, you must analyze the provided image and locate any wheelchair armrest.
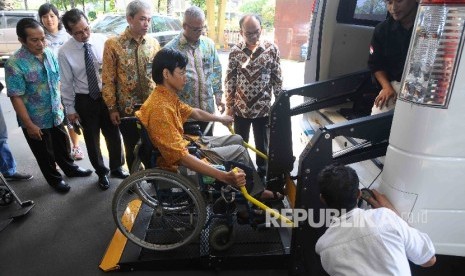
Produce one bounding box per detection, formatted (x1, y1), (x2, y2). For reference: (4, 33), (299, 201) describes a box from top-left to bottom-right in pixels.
(187, 146), (198, 154)
(183, 123), (202, 136)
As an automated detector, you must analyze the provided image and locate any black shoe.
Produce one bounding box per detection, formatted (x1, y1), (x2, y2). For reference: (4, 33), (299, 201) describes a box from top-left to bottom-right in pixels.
(66, 167), (92, 177)
(110, 168), (129, 179)
(98, 174), (110, 190)
(3, 172), (33, 181)
(50, 180), (70, 193)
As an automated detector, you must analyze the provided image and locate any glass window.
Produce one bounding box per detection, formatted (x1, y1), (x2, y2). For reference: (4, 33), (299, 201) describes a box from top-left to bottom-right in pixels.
(6, 15), (35, 28)
(337, 0), (387, 27)
(354, 0), (387, 21)
(166, 18), (182, 31)
(151, 16), (170, 33)
(92, 15), (128, 35)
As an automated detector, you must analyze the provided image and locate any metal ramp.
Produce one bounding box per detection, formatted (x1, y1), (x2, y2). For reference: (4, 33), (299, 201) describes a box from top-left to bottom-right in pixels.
(100, 201), (291, 272)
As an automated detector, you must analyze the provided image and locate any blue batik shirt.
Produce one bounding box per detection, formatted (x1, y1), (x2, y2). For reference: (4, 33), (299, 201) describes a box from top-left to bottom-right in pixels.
(5, 46), (64, 129)
(165, 33), (223, 114)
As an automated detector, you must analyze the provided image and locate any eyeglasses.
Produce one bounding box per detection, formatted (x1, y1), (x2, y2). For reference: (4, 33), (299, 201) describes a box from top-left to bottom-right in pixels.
(72, 26), (90, 37)
(184, 23), (206, 33)
(243, 29), (261, 38)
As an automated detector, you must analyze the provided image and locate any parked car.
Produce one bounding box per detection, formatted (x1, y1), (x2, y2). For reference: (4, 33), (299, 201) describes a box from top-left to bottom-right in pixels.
(91, 13), (182, 46)
(0, 10), (38, 67)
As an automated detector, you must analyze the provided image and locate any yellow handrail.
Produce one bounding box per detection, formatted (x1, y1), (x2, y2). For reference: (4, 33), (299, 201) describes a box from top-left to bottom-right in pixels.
(228, 125), (268, 160)
(232, 167), (293, 227)
(239, 186), (294, 227)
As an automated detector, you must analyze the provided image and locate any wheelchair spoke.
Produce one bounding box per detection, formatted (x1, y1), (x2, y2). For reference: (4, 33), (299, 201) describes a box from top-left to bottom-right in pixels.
(112, 168), (206, 251)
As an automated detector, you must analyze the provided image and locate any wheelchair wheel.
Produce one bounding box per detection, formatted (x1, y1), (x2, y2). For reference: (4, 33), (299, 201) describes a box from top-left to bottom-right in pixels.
(209, 223), (235, 251)
(112, 168), (206, 251)
(0, 186), (13, 206)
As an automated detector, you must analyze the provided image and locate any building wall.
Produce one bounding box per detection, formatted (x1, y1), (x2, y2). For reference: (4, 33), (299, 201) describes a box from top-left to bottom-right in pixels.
(274, 0), (314, 61)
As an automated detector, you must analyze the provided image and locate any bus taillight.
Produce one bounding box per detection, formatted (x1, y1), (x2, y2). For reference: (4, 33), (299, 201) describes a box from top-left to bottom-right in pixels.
(400, 2), (465, 107)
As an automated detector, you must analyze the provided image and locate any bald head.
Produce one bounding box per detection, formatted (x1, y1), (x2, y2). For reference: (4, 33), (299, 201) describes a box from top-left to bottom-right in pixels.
(239, 14), (262, 29)
(239, 14), (262, 47)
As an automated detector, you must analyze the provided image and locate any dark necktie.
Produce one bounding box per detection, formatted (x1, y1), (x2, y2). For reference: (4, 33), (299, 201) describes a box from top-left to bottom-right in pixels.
(84, 43), (100, 99)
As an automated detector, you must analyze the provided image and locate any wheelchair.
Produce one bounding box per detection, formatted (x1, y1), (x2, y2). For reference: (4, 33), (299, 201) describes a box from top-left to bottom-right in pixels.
(111, 118), (281, 252)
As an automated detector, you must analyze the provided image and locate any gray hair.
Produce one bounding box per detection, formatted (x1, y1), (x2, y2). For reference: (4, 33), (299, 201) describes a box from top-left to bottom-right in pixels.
(126, 0), (152, 18)
(184, 6), (205, 22)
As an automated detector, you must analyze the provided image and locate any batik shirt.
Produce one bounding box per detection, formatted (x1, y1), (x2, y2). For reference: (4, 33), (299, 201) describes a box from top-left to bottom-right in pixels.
(5, 46), (63, 129)
(102, 27), (160, 117)
(225, 40), (283, 119)
(164, 33), (223, 114)
(135, 85), (192, 171)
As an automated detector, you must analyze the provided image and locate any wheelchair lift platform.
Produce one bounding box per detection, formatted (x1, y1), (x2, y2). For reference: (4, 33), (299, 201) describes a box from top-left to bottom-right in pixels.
(100, 198), (292, 272)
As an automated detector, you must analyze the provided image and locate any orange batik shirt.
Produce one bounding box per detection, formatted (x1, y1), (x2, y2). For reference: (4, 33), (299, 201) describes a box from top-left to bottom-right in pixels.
(135, 86), (193, 171)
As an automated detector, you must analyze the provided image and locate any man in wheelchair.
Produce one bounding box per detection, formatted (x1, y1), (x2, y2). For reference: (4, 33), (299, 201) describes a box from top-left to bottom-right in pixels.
(136, 48), (280, 200)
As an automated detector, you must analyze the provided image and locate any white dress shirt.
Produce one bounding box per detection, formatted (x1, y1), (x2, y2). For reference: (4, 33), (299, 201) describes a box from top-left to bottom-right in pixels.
(315, 208), (435, 276)
(58, 33), (107, 114)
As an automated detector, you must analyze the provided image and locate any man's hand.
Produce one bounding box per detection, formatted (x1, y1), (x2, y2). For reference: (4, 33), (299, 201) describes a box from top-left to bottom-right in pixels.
(25, 123), (43, 141)
(217, 101), (226, 114)
(225, 108), (234, 117)
(215, 95), (225, 114)
(374, 86), (396, 109)
(366, 189), (400, 215)
(67, 113), (80, 124)
(110, 111), (120, 125)
(224, 168), (246, 187)
(217, 114), (234, 127)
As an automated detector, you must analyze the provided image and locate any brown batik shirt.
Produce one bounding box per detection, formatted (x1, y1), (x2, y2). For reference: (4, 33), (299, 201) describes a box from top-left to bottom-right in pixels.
(225, 40), (283, 119)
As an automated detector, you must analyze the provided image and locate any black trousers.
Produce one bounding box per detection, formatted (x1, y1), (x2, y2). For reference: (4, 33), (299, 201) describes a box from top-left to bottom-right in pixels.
(75, 95), (124, 175)
(119, 118), (139, 170)
(233, 116), (269, 175)
(22, 124), (79, 185)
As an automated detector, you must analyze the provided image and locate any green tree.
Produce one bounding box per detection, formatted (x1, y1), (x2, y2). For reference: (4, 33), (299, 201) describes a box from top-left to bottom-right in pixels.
(356, 0), (386, 15)
(239, 0), (275, 30)
(51, 0), (75, 11)
(88, 10), (97, 20)
(50, 0), (101, 13)
(190, 0), (206, 10)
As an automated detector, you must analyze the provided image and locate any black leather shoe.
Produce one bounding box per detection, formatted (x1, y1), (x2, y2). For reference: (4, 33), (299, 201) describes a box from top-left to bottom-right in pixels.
(110, 168), (129, 179)
(50, 180), (70, 193)
(67, 167), (92, 177)
(98, 175), (110, 190)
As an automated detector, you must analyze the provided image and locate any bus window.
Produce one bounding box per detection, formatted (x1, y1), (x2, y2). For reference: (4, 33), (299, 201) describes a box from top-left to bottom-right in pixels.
(337, 0), (387, 27)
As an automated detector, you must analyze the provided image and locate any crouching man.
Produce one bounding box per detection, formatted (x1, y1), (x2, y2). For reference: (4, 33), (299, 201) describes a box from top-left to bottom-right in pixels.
(316, 164), (436, 275)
